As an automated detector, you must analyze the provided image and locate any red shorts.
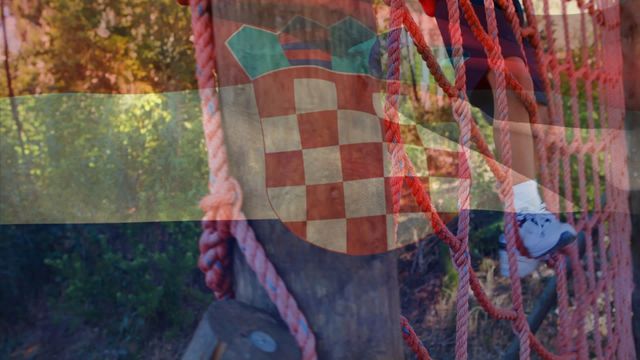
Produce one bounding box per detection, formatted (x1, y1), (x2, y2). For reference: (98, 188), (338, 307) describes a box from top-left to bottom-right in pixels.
(433, 0), (548, 120)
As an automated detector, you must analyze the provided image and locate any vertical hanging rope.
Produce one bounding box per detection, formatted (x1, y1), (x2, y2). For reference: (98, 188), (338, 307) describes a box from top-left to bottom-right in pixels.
(442, 0), (474, 356)
(481, 0), (531, 357)
(187, 1), (317, 358)
(387, 0), (405, 245)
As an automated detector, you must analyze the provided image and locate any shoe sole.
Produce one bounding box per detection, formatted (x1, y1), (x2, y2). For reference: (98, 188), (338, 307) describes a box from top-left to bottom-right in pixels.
(536, 231), (577, 258)
(497, 231), (577, 258)
(499, 251), (540, 277)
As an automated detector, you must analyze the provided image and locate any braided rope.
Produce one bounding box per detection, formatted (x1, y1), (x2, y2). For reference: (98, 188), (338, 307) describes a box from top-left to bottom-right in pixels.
(387, 0), (405, 246)
(578, 15), (605, 356)
(481, 1), (531, 358)
(187, 1), (317, 358)
(442, 0), (475, 357)
(401, 316), (432, 359)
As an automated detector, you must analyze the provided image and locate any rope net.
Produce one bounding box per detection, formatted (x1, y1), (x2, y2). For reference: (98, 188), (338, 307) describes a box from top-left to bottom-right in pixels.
(183, 0), (635, 359)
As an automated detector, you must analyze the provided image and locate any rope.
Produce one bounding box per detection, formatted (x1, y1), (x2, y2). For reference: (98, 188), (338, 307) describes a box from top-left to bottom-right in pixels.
(401, 316), (432, 359)
(187, 1), (317, 359)
(386, 0), (632, 359)
(481, 1), (530, 357)
(441, 0), (474, 356)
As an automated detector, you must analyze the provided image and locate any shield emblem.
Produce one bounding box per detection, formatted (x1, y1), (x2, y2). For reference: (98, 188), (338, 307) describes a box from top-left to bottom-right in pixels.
(213, 1), (464, 255)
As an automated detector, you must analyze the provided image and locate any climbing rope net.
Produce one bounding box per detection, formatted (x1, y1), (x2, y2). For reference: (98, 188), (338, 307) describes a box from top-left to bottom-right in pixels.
(184, 0), (635, 359)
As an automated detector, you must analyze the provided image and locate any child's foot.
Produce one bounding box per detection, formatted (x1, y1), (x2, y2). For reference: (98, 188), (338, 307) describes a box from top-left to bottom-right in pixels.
(516, 204), (576, 258)
(499, 204), (576, 277)
(498, 234), (540, 277)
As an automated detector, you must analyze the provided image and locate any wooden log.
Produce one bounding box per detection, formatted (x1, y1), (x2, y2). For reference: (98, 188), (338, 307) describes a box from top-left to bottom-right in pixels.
(503, 277), (557, 360)
(233, 220), (404, 359)
(182, 300), (300, 360)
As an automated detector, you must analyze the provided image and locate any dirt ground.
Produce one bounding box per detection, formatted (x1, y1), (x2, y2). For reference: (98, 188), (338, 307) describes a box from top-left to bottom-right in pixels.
(4, 298), (206, 360)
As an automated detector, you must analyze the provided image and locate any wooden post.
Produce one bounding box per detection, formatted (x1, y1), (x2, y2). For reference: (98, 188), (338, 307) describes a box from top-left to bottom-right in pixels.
(233, 220), (404, 359)
(182, 301), (301, 360)
(182, 223), (404, 360)
(620, 0), (640, 355)
(193, 1), (406, 358)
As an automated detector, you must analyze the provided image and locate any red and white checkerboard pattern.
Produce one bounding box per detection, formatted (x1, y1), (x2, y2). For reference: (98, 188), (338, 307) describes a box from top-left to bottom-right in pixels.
(259, 73), (466, 255)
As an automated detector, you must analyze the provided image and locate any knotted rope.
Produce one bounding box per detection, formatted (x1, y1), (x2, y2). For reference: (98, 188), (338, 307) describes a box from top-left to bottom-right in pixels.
(187, 1), (317, 358)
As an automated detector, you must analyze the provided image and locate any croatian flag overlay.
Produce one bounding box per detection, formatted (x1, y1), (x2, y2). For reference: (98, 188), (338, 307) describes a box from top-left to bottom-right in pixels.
(211, 1), (466, 254)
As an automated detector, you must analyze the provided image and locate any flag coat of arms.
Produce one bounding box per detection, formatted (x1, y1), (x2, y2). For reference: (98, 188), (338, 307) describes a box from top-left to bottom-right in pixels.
(211, 0), (467, 255)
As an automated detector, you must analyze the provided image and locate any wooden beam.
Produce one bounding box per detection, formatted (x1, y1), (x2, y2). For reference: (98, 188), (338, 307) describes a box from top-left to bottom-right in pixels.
(503, 277), (557, 360)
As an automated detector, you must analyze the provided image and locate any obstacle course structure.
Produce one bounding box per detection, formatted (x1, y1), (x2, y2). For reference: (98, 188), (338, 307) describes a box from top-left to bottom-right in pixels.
(181, 0), (636, 359)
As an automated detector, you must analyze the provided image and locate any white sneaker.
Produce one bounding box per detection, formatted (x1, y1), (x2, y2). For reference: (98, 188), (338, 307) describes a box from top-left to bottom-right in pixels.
(498, 204), (576, 277)
(498, 234), (540, 277)
(516, 204), (576, 258)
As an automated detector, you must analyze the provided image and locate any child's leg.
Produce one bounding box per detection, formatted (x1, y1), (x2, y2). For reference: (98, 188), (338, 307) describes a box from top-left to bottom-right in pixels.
(429, 0), (575, 272)
(486, 57), (546, 212)
(487, 56), (576, 265)
(486, 57), (537, 186)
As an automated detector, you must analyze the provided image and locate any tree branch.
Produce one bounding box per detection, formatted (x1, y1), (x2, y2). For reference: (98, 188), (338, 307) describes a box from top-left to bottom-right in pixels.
(1, 0), (26, 158)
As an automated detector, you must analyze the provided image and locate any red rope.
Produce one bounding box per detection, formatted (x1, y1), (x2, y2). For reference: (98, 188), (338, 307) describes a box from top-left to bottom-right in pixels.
(187, 1), (317, 358)
(389, 0), (633, 359)
(481, 0), (531, 358)
(401, 316), (432, 359)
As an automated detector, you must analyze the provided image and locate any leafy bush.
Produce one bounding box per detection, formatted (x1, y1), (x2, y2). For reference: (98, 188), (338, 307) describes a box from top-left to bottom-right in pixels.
(42, 222), (208, 339)
(0, 225), (61, 323)
(0, 221), (208, 350)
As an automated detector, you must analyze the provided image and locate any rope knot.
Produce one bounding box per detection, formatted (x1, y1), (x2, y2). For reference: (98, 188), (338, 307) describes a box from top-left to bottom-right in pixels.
(199, 177), (243, 237)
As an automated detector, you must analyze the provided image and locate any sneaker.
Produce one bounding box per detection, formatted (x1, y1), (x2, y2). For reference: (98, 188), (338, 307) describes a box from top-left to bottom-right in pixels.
(498, 204), (576, 277)
(498, 234), (541, 277)
(516, 204), (576, 258)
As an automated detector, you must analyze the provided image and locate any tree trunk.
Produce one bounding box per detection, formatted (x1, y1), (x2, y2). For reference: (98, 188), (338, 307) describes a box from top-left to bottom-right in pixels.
(233, 220), (404, 360)
(189, 1), (407, 357)
(1, 0), (25, 157)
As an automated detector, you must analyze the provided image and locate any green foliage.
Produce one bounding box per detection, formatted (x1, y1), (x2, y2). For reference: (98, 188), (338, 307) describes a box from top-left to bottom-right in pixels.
(1, 222), (208, 344)
(45, 223), (206, 336)
(439, 241), (459, 291)
(1, 92), (208, 224)
(2, 1), (206, 224)
(1, 1), (210, 353)
(0, 225), (62, 323)
(8, 0), (194, 94)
